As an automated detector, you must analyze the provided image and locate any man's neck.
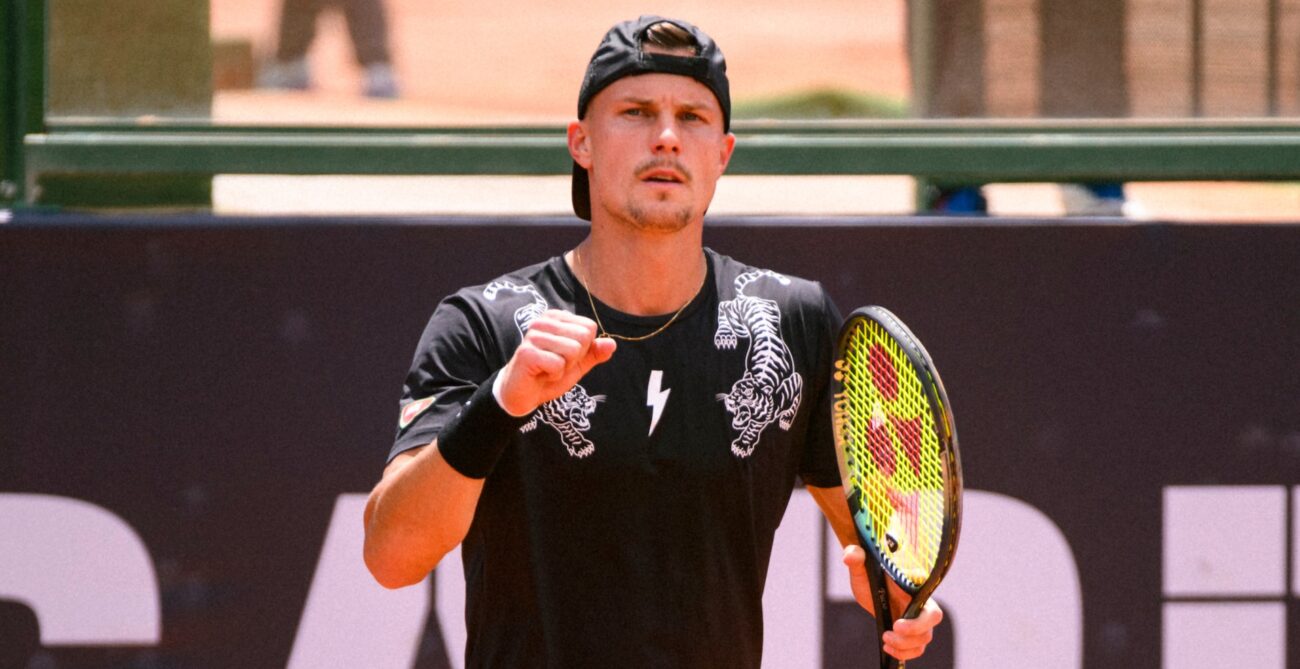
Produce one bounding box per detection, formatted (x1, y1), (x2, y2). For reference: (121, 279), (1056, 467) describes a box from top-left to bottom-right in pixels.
(567, 226), (706, 317)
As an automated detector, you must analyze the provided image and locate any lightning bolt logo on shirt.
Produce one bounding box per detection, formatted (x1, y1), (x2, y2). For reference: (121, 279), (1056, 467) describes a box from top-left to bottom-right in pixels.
(646, 370), (670, 437)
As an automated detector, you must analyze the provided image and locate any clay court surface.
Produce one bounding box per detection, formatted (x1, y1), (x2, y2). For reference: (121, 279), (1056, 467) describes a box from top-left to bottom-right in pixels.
(211, 0), (909, 123)
(208, 0), (1299, 219)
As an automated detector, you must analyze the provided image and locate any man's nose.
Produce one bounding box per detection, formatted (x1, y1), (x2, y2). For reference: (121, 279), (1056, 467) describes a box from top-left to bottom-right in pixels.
(653, 119), (681, 154)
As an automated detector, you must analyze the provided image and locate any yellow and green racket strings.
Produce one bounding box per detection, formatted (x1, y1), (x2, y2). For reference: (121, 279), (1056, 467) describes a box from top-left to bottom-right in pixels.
(840, 319), (946, 589)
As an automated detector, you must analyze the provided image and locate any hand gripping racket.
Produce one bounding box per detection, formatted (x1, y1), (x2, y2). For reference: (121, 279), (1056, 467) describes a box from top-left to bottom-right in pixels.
(832, 306), (962, 669)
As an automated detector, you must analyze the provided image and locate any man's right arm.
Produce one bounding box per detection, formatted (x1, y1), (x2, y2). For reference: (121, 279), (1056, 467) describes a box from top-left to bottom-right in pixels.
(362, 441), (483, 589)
(363, 309), (616, 589)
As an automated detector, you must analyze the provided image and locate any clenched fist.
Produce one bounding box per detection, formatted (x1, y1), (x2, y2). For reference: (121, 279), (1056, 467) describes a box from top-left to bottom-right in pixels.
(496, 310), (616, 416)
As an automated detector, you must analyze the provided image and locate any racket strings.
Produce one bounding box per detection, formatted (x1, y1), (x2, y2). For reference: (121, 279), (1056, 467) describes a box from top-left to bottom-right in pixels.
(841, 321), (946, 589)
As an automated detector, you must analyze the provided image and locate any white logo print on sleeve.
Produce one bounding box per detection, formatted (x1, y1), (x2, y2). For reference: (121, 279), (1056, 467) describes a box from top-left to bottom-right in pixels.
(714, 270), (804, 457)
(484, 279), (547, 333)
(484, 280), (603, 458)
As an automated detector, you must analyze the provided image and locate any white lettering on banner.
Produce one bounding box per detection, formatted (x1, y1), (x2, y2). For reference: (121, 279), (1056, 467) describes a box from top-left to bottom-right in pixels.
(288, 494), (430, 669)
(0, 489), (1081, 666)
(762, 489), (823, 667)
(935, 490), (1084, 668)
(435, 544), (466, 669)
(1163, 602), (1286, 668)
(1161, 486), (1291, 669)
(0, 493), (160, 645)
(1163, 486), (1286, 597)
(821, 490), (1084, 669)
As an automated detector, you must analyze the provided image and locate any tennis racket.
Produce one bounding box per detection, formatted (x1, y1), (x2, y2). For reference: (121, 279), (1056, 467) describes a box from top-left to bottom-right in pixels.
(832, 306), (962, 669)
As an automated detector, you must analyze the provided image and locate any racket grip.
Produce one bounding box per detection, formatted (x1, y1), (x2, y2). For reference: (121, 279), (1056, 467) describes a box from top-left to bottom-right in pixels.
(873, 582), (893, 669)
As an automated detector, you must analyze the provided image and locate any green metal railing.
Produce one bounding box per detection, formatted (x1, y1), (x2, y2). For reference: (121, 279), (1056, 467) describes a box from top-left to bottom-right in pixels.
(22, 122), (1300, 185)
(2, 0), (44, 204)
(5, 0), (1300, 210)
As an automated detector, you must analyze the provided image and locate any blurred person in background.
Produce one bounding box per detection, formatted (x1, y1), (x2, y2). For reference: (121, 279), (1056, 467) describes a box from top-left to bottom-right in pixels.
(258, 0), (400, 98)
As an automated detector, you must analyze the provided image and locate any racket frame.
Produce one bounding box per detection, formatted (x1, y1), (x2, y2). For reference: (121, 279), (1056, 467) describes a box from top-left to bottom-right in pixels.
(832, 305), (963, 668)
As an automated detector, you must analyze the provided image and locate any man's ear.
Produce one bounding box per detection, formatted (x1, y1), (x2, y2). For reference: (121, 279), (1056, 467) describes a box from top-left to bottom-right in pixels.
(568, 121), (592, 169)
(718, 132), (737, 173)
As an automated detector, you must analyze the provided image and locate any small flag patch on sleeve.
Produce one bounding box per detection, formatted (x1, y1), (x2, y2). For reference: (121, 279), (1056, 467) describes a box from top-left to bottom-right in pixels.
(399, 396), (436, 430)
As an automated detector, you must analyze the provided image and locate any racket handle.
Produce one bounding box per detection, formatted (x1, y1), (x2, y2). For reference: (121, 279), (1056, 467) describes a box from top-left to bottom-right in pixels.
(873, 583), (893, 669)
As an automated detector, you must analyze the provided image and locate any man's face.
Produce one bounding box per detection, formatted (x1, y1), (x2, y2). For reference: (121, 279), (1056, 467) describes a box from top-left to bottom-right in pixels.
(570, 72), (735, 233)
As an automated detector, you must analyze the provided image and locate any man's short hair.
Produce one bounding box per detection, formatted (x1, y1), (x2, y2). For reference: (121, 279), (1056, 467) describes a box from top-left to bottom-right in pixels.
(642, 21), (699, 54)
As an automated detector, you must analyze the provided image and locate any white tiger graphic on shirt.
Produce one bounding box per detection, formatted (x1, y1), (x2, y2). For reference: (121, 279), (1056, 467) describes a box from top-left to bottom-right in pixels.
(484, 280), (603, 458)
(484, 279), (547, 334)
(714, 270), (803, 457)
(519, 386), (604, 458)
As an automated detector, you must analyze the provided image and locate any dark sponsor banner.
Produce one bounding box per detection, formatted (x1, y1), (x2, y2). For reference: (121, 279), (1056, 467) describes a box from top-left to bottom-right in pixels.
(1, 215), (1297, 668)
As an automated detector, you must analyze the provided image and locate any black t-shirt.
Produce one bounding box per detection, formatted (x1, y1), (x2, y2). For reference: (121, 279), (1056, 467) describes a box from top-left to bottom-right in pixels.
(391, 248), (842, 668)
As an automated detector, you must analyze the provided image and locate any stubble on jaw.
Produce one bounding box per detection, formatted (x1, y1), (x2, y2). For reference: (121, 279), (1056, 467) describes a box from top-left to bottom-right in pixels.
(621, 199), (694, 233)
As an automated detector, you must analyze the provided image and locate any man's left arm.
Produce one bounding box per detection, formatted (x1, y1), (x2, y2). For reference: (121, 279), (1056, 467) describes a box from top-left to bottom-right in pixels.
(807, 484), (944, 663)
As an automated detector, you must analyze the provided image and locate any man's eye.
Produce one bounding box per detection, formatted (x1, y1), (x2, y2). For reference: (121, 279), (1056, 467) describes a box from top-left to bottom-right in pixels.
(682, 112), (701, 122)
(624, 108), (644, 117)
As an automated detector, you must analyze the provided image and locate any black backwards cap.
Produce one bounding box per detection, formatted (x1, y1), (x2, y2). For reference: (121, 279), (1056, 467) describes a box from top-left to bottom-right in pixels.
(571, 16), (731, 221)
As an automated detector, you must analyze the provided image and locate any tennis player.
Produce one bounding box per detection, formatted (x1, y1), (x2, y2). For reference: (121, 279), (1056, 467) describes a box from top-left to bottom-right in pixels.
(363, 15), (943, 667)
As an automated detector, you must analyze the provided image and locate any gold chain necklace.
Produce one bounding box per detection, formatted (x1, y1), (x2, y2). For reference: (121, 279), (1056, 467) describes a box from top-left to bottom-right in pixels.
(573, 247), (705, 343)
